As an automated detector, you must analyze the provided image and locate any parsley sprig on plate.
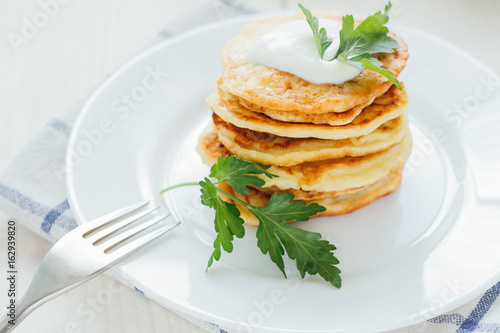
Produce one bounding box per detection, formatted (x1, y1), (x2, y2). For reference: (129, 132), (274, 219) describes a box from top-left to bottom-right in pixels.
(161, 156), (342, 288)
(299, 2), (402, 90)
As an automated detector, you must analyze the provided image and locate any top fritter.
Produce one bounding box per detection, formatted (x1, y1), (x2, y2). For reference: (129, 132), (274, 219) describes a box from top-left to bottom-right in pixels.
(221, 12), (408, 114)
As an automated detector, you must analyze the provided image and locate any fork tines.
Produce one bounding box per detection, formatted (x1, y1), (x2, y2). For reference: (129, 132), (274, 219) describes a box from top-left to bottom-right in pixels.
(80, 200), (178, 257)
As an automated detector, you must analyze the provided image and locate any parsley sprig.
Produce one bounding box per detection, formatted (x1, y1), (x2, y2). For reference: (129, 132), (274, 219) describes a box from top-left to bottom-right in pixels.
(298, 3), (332, 58)
(298, 2), (402, 90)
(162, 156), (342, 288)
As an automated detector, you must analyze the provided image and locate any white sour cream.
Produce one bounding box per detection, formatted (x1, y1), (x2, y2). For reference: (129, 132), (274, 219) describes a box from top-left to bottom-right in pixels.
(246, 20), (361, 85)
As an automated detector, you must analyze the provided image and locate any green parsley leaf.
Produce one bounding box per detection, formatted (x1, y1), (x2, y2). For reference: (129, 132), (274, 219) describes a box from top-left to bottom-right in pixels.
(298, 3), (332, 58)
(209, 155), (277, 195)
(332, 12), (399, 60)
(358, 57), (402, 89)
(165, 156), (341, 287)
(246, 193), (341, 288)
(331, 3), (401, 89)
(200, 177), (245, 268)
(299, 2), (402, 90)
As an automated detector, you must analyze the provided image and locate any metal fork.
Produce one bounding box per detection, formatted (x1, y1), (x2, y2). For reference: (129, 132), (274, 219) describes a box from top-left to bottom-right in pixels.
(0, 200), (179, 333)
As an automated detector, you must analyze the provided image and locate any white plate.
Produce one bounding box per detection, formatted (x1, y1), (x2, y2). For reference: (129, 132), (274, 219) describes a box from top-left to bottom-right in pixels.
(66, 15), (500, 333)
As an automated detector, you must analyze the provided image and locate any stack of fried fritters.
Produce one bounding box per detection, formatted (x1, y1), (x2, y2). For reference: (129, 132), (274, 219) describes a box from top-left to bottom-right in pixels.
(197, 13), (411, 225)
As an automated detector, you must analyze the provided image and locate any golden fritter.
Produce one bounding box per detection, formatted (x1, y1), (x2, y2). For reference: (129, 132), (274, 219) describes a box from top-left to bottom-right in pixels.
(197, 126), (412, 192)
(236, 95), (375, 126)
(213, 112), (408, 167)
(218, 165), (404, 226)
(207, 77), (408, 140)
(221, 12), (408, 114)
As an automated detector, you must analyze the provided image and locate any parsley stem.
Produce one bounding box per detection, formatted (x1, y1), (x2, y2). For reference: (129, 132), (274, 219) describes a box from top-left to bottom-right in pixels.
(214, 187), (251, 208)
(160, 182), (199, 194)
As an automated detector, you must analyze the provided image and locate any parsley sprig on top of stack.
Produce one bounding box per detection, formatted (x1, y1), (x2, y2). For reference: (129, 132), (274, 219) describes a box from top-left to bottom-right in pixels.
(299, 2), (402, 89)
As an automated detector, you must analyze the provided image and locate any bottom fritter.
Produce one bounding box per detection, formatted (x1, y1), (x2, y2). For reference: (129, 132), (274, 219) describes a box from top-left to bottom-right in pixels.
(218, 165), (404, 226)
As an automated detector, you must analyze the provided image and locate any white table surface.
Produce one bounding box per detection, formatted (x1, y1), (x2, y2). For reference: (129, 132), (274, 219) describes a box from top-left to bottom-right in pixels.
(0, 0), (499, 332)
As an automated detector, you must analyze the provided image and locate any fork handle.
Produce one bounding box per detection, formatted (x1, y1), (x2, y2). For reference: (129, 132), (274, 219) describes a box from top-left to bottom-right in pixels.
(0, 288), (43, 333)
(0, 263), (88, 332)
(0, 316), (14, 333)
(0, 299), (33, 333)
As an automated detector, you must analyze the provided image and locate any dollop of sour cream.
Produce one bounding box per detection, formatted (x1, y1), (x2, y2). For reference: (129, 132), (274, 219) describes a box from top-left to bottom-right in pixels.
(246, 20), (361, 85)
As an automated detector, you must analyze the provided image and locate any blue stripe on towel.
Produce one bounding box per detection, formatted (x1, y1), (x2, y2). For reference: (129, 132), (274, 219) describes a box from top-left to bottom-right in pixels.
(158, 29), (174, 38)
(134, 287), (145, 296)
(57, 214), (79, 231)
(0, 182), (77, 233)
(41, 200), (71, 233)
(456, 282), (500, 332)
(206, 323), (228, 333)
(48, 119), (72, 137)
(0, 182), (51, 218)
(218, 0), (252, 14)
(430, 313), (466, 325)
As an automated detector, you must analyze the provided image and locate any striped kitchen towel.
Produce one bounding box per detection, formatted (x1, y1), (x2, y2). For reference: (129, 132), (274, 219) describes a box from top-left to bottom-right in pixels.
(1, 0), (500, 332)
